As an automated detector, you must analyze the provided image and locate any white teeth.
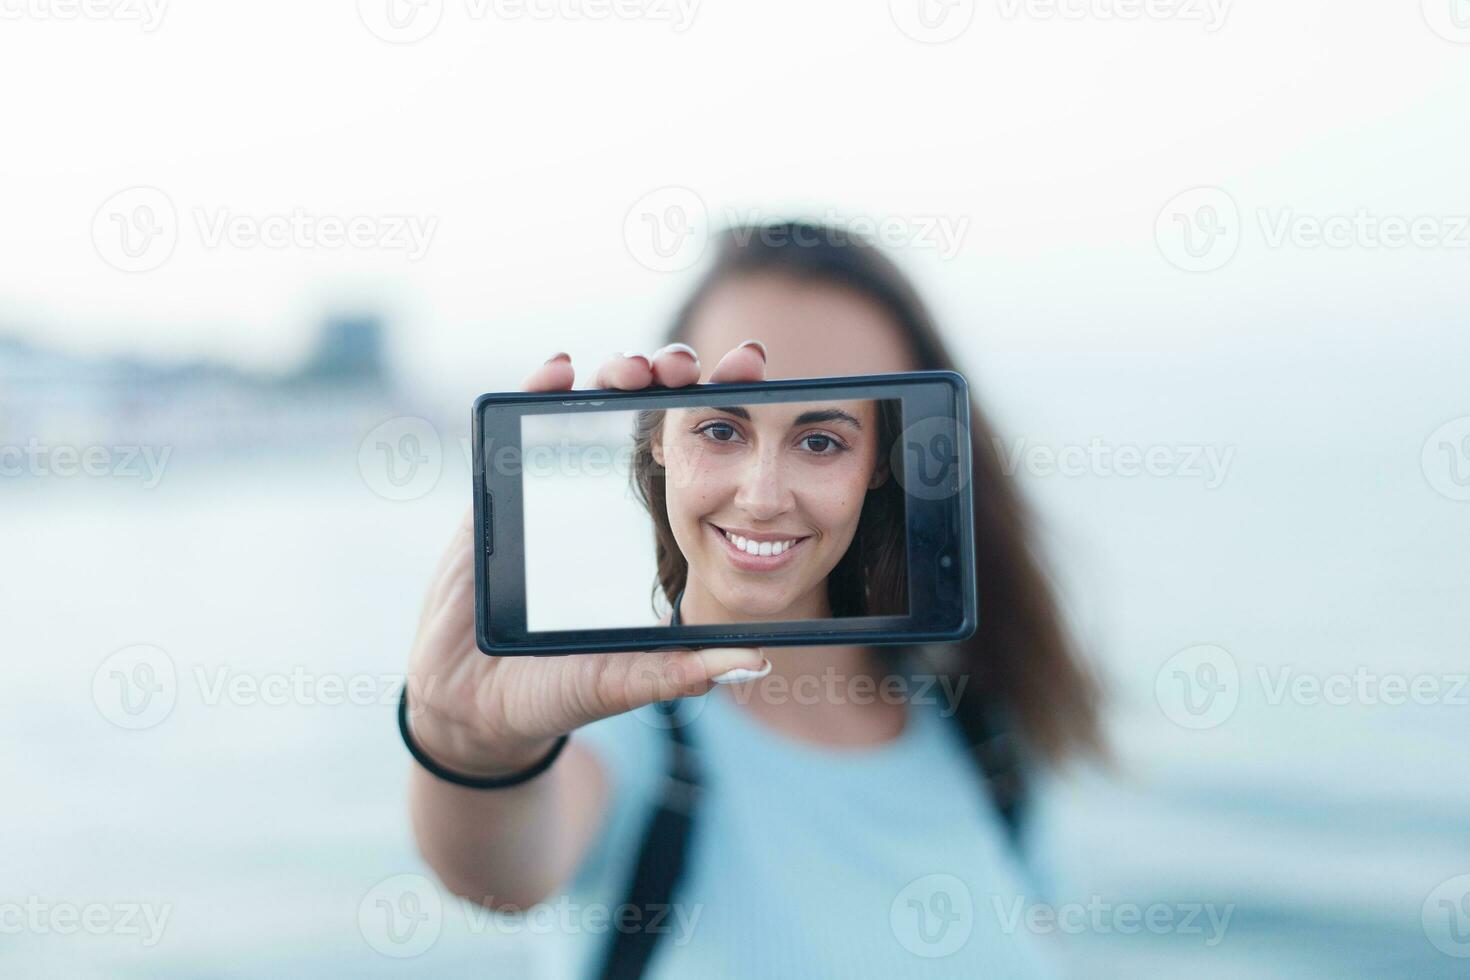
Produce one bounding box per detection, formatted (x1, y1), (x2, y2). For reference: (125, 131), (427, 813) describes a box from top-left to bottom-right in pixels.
(721, 528), (797, 558)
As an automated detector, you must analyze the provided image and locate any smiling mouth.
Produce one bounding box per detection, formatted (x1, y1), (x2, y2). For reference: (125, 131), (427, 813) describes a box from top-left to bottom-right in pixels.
(707, 522), (810, 570)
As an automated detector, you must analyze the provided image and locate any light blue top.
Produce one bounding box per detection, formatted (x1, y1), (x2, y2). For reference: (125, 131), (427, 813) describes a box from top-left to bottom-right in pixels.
(563, 683), (1061, 978)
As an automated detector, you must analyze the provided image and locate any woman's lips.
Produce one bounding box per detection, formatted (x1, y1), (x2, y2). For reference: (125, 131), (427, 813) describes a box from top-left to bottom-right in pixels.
(707, 522), (809, 572)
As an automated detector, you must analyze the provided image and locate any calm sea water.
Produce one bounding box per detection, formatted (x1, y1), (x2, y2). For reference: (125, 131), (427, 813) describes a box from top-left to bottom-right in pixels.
(3, 403), (1466, 978)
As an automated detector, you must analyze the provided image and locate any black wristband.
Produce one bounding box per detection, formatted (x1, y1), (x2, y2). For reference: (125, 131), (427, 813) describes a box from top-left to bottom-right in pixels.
(398, 684), (569, 789)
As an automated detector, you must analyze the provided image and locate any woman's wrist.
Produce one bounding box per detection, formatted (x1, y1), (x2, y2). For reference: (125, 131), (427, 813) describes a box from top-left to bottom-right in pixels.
(406, 697), (564, 781)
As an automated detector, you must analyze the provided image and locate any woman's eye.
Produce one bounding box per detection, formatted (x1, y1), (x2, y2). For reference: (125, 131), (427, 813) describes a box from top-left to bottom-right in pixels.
(698, 422), (739, 443)
(800, 434), (844, 454)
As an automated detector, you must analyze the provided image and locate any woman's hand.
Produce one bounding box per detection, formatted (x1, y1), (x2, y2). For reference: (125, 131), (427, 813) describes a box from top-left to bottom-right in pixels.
(405, 342), (771, 778)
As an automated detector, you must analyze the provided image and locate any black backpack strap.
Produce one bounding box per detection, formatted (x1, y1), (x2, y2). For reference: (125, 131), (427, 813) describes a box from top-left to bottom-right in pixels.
(593, 701), (701, 980)
(950, 685), (1029, 848)
(594, 593), (704, 980)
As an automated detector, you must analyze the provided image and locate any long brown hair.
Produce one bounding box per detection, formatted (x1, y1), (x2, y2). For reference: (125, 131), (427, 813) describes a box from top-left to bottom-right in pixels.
(631, 398), (907, 618)
(641, 222), (1102, 767)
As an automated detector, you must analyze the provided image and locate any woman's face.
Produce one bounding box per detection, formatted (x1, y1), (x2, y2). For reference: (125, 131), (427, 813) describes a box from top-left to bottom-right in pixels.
(655, 400), (883, 619)
(683, 272), (919, 382)
(660, 272), (920, 620)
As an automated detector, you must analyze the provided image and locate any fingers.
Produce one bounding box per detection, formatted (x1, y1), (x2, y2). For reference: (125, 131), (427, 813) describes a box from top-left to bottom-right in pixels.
(583, 647), (770, 721)
(707, 339), (768, 384)
(649, 343), (702, 387)
(572, 341), (761, 392)
(591, 353), (654, 390)
(522, 353), (575, 393)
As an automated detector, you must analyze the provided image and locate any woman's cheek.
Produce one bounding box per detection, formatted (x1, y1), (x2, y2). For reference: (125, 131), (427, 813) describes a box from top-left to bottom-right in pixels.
(807, 458), (873, 533)
(670, 456), (730, 526)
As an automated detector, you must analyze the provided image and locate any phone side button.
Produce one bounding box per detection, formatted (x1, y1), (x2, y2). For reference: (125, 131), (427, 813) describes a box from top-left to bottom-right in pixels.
(483, 492), (494, 556)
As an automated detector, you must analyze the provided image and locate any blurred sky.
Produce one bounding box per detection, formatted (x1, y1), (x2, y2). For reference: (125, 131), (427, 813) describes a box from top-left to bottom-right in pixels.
(2, 0), (1468, 402)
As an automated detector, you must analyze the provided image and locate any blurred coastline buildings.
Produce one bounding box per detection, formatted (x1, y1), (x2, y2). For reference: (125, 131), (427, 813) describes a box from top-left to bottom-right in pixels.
(0, 316), (416, 460)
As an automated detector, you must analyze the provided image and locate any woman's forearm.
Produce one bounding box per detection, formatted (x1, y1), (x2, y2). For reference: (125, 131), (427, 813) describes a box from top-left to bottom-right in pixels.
(407, 719), (607, 911)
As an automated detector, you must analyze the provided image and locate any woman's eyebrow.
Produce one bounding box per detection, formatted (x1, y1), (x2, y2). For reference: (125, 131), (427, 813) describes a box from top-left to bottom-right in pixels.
(693, 405), (861, 429)
(792, 408), (862, 429)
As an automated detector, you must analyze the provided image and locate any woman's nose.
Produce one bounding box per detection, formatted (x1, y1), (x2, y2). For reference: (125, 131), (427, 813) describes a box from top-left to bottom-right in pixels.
(732, 450), (792, 520)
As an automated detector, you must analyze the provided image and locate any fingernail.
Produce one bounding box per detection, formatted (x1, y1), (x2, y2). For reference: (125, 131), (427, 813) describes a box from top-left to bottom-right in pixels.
(620, 352), (652, 369)
(655, 342), (701, 366)
(737, 339), (768, 362)
(712, 658), (773, 685)
(544, 352), (571, 365)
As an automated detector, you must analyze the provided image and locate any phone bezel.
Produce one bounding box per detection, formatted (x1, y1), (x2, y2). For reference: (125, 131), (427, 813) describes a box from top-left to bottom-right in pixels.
(472, 370), (976, 655)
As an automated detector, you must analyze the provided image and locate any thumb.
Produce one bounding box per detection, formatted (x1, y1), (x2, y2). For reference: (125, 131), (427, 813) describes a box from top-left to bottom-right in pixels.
(695, 648), (774, 686)
(588, 647), (770, 721)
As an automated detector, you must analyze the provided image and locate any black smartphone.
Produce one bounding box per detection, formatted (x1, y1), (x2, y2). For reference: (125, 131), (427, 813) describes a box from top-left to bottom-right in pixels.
(472, 370), (976, 655)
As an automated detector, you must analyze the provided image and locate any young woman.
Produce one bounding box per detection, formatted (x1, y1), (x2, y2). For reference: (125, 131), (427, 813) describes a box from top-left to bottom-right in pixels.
(405, 224), (1101, 978)
(631, 395), (907, 624)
